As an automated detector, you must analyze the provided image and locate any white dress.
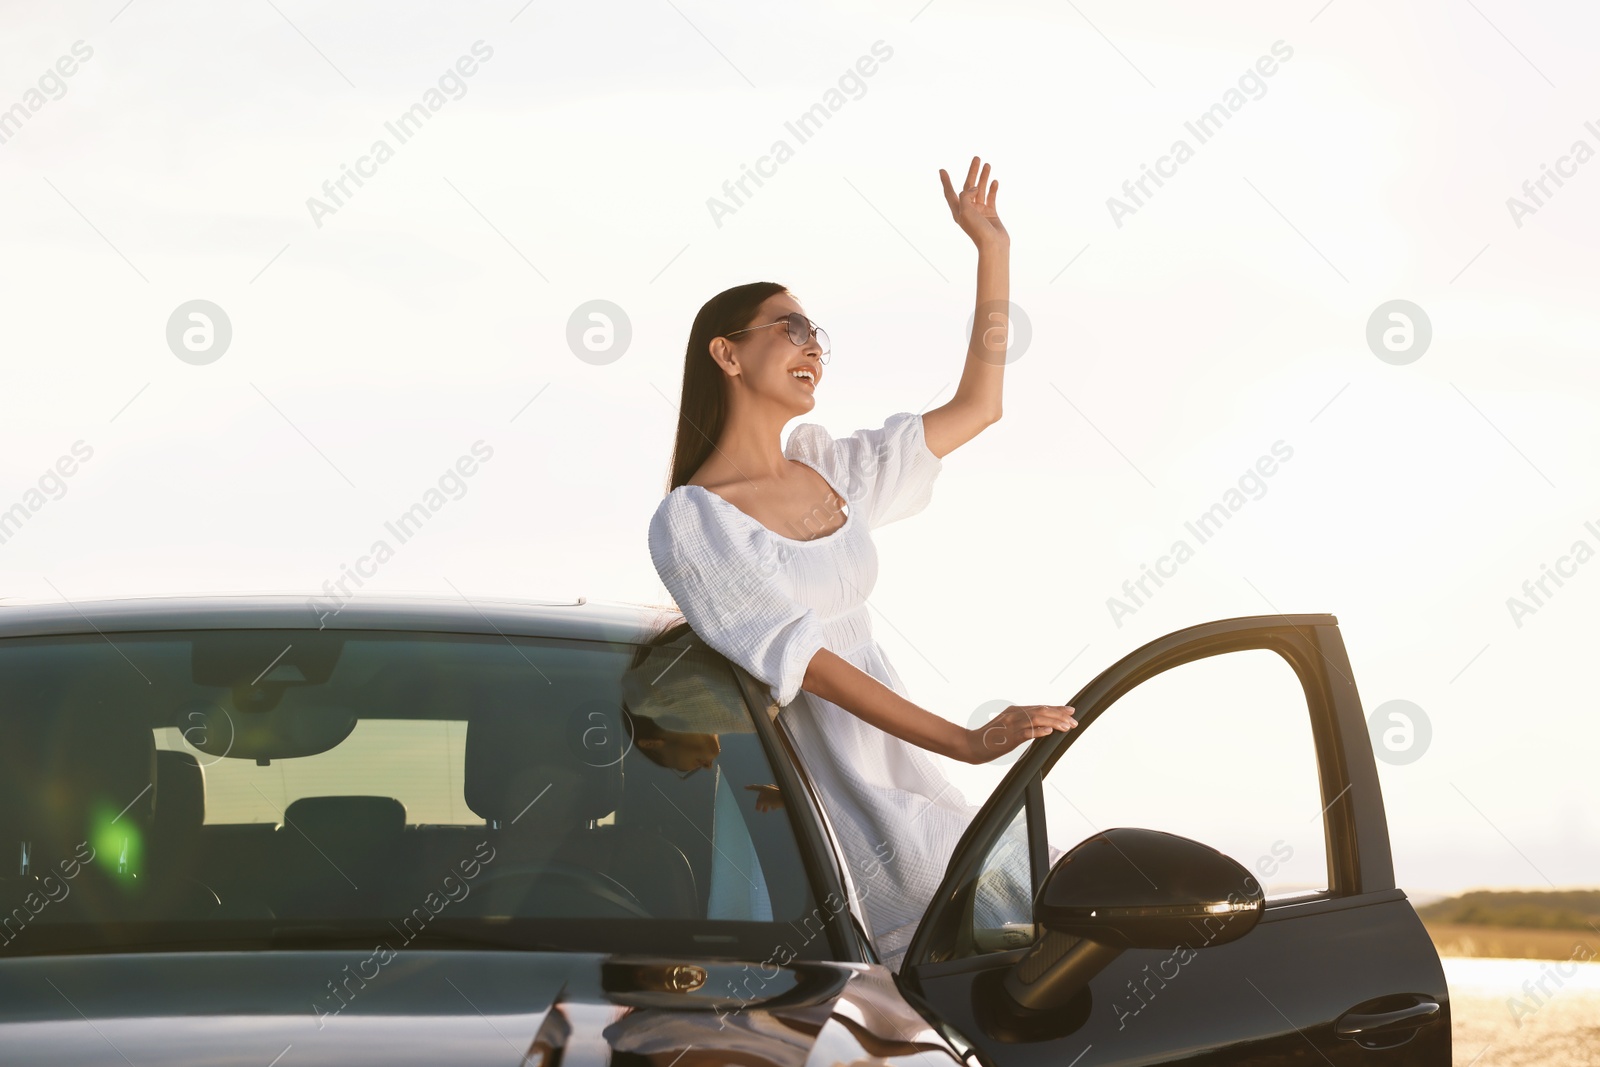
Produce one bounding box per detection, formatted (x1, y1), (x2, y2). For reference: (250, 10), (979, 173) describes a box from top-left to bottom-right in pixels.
(647, 411), (1038, 972)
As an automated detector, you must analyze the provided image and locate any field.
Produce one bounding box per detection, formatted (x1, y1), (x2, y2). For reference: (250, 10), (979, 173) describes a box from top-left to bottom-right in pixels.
(1442, 956), (1600, 1067)
(1421, 893), (1600, 1064)
(1425, 921), (1600, 962)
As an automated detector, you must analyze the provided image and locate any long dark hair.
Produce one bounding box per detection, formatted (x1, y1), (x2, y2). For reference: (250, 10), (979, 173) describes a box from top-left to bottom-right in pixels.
(663, 280), (791, 494)
(643, 281), (792, 654)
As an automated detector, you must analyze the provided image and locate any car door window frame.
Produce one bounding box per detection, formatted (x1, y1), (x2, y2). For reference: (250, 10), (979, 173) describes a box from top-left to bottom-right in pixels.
(768, 711), (885, 963)
(903, 615), (1395, 974)
(725, 661), (867, 964)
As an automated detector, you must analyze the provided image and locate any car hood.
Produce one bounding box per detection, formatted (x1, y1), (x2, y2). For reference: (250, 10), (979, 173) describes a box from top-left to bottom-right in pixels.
(0, 949), (962, 1065)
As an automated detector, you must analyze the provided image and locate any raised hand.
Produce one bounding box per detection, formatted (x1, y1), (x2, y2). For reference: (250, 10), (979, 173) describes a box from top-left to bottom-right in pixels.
(939, 155), (1010, 250)
(965, 703), (1076, 764)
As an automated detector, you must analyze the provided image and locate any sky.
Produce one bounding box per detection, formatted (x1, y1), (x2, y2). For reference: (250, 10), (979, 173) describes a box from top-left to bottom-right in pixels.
(1, 0), (1595, 904)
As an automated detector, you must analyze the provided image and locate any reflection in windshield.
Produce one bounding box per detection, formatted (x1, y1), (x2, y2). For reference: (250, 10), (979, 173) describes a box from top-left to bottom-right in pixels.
(619, 633), (755, 780)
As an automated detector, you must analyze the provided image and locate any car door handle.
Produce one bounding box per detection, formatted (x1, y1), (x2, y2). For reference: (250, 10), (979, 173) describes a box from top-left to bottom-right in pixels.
(1335, 996), (1440, 1048)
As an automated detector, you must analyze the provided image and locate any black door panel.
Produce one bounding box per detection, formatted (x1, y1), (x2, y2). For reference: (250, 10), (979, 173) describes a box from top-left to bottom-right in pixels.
(903, 615), (1451, 1066)
(910, 889), (1449, 1065)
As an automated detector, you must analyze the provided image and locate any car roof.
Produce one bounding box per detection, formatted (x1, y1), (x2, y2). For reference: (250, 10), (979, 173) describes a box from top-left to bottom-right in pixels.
(0, 591), (681, 645)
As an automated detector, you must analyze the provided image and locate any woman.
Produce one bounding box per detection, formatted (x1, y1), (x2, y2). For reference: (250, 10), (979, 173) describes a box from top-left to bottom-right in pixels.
(646, 157), (1077, 971)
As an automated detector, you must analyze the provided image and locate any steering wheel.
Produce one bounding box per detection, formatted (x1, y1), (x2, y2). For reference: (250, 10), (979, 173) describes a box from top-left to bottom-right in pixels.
(463, 860), (655, 920)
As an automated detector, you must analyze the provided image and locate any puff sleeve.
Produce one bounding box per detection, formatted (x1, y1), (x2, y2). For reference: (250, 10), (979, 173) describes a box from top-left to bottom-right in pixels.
(648, 490), (827, 709)
(801, 411), (944, 529)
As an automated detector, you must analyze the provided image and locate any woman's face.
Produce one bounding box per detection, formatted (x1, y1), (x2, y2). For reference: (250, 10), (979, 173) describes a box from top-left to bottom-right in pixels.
(719, 294), (825, 409)
(639, 728), (721, 774)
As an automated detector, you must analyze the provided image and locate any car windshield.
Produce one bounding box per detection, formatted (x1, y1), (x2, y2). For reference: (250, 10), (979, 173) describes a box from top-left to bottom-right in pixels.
(0, 627), (824, 959)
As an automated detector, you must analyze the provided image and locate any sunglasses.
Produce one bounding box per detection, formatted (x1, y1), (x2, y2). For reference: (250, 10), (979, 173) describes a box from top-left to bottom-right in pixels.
(723, 312), (831, 363)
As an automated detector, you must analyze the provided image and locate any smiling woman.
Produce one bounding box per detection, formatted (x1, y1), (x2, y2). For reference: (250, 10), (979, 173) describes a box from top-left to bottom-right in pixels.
(648, 437), (1052, 966)
(647, 166), (1077, 969)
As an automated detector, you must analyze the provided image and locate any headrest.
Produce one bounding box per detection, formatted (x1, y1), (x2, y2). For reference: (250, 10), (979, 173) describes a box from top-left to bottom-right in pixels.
(154, 750), (206, 831)
(464, 701), (622, 825)
(282, 796), (406, 842)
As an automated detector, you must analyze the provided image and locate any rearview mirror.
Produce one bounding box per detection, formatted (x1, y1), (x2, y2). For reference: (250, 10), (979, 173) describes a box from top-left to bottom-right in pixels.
(175, 696), (357, 762)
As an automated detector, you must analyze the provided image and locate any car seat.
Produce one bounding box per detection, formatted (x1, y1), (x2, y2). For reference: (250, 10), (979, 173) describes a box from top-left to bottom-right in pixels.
(461, 698), (698, 919)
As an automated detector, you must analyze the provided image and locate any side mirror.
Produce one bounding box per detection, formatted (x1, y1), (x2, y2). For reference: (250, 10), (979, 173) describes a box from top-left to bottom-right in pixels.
(1002, 827), (1264, 1014)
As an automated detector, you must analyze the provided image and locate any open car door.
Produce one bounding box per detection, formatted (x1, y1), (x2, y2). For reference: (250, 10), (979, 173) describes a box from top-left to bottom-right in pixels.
(896, 614), (1450, 1067)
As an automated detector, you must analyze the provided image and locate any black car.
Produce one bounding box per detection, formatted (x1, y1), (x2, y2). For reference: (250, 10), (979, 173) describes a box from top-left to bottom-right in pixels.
(0, 593), (1449, 1065)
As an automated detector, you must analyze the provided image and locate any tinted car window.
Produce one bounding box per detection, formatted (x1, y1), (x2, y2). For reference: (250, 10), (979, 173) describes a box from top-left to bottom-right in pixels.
(0, 629), (819, 958)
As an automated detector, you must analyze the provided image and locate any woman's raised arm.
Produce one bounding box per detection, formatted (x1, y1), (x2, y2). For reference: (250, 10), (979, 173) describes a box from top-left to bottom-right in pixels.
(924, 155), (1011, 460)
